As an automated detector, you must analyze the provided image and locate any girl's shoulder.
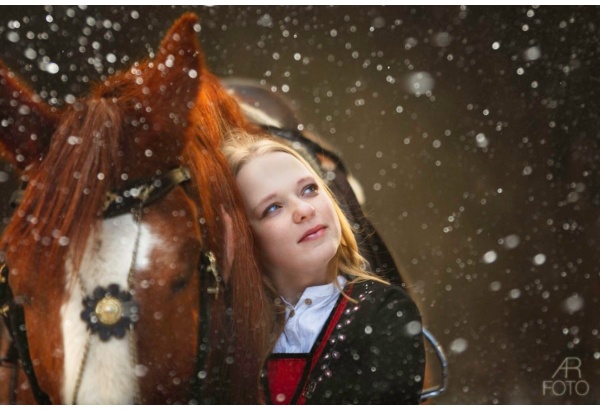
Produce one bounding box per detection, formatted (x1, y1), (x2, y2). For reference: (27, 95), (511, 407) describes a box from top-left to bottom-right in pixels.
(347, 277), (414, 300)
(346, 278), (421, 321)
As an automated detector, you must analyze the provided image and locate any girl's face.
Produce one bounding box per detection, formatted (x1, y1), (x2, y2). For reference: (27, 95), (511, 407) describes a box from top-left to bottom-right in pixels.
(236, 151), (342, 284)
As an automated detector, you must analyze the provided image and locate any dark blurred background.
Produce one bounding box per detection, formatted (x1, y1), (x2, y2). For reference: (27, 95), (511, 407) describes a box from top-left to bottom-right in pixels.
(0, 6), (598, 404)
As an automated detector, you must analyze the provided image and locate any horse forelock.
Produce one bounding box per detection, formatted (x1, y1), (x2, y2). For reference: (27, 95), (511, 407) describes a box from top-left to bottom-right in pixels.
(1, 98), (125, 293)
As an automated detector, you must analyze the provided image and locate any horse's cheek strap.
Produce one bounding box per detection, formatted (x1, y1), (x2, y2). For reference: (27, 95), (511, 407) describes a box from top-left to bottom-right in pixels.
(189, 251), (211, 404)
(0, 266), (52, 404)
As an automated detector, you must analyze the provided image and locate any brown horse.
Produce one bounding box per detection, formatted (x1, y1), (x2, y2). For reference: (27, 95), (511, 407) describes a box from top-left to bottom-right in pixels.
(0, 12), (443, 405)
(0, 13), (272, 404)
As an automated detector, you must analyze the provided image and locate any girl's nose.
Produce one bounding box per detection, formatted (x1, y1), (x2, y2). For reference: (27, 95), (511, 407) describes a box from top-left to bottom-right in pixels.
(293, 199), (315, 223)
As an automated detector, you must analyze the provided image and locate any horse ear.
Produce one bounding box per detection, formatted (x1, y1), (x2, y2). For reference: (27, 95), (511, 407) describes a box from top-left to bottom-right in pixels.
(145, 13), (203, 132)
(0, 61), (58, 172)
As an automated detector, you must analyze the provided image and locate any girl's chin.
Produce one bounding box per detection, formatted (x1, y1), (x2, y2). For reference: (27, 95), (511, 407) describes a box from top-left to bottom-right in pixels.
(266, 244), (339, 277)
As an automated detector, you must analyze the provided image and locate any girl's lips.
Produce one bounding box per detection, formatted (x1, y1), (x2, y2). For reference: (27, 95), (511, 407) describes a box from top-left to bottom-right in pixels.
(299, 225), (326, 243)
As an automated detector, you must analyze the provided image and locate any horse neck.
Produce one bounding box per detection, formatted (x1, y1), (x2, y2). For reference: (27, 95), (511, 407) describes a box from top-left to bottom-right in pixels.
(191, 72), (259, 143)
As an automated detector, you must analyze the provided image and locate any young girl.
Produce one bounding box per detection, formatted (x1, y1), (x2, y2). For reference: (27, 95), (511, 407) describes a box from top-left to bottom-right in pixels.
(222, 132), (425, 404)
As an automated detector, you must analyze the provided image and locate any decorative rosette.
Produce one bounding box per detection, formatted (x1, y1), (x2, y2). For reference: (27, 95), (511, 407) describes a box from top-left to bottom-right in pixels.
(80, 283), (139, 341)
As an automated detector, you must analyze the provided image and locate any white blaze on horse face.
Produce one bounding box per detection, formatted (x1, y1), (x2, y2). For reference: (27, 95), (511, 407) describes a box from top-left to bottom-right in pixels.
(61, 213), (158, 404)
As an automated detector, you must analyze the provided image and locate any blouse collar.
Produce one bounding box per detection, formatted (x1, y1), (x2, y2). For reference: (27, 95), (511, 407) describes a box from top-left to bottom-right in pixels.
(280, 275), (348, 309)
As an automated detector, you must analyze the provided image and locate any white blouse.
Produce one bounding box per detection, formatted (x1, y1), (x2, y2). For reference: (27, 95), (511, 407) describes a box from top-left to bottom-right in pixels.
(273, 275), (348, 354)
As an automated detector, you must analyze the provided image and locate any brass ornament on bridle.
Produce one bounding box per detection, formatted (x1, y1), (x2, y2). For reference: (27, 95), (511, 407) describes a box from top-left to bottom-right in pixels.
(80, 283), (139, 342)
(95, 296), (123, 326)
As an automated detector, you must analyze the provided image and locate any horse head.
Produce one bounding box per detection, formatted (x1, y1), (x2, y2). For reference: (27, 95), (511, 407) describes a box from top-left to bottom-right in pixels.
(0, 13), (270, 404)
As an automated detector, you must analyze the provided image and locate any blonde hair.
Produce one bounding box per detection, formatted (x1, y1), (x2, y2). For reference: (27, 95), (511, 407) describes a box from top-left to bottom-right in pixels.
(222, 130), (387, 295)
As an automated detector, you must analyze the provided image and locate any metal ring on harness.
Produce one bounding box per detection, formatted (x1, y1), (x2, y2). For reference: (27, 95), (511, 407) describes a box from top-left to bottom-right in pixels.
(420, 328), (449, 401)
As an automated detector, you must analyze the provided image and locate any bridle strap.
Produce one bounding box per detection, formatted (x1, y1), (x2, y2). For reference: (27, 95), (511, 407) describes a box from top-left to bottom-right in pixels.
(0, 264), (52, 404)
(9, 168), (192, 219)
(191, 251), (222, 404)
(103, 167), (191, 218)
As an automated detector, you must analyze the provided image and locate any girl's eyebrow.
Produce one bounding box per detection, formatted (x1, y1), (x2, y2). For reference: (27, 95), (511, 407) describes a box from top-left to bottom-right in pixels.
(296, 176), (313, 187)
(253, 193), (277, 215)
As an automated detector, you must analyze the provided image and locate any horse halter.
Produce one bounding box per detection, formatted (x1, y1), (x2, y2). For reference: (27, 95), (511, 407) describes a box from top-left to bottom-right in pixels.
(1, 167), (222, 404)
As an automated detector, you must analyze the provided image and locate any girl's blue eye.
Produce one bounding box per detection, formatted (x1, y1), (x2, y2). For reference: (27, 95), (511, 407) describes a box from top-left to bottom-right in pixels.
(263, 204), (280, 217)
(302, 183), (318, 196)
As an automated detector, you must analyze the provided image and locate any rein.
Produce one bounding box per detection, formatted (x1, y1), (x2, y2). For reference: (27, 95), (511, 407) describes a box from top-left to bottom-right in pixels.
(0, 167), (222, 404)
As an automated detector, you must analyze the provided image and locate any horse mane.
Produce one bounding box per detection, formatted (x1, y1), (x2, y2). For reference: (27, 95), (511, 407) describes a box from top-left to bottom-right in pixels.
(182, 72), (273, 403)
